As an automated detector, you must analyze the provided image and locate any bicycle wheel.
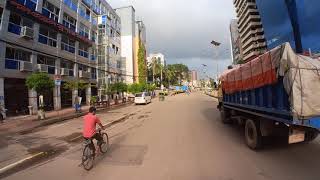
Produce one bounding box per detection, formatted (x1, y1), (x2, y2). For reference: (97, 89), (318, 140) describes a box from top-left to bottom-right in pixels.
(99, 133), (109, 153)
(82, 145), (94, 170)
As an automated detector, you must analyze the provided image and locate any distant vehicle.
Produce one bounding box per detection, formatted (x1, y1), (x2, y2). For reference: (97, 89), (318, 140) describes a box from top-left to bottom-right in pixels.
(134, 92), (152, 105)
(218, 43), (320, 150)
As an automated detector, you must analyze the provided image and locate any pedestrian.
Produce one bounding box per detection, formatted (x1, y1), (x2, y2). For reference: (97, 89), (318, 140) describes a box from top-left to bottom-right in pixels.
(74, 95), (79, 113)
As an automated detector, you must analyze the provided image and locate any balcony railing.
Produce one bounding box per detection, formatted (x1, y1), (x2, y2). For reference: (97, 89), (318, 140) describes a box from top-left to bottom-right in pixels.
(17, 0), (37, 11)
(79, 31), (89, 38)
(63, 0), (77, 12)
(79, 10), (90, 21)
(42, 8), (59, 23)
(61, 42), (75, 53)
(38, 34), (57, 47)
(78, 49), (89, 58)
(5, 59), (20, 70)
(62, 20), (76, 32)
(8, 23), (22, 35)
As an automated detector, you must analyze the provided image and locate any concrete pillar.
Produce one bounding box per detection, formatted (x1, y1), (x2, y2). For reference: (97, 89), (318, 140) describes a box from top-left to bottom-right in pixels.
(72, 89), (78, 106)
(57, 33), (62, 52)
(0, 9), (10, 39)
(28, 89), (38, 113)
(58, 1), (64, 24)
(0, 42), (6, 77)
(0, 78), (5, 118)
(31, 52), (38, 71)
(86, 85), (91, 105)
(33, 23), (40, 43)
(54, 59), (61, 110)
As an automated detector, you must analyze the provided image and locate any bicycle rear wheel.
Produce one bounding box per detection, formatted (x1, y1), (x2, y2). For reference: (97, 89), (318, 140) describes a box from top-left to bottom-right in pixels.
(99, 133), (109, 153)
(82, 145), (94, 170)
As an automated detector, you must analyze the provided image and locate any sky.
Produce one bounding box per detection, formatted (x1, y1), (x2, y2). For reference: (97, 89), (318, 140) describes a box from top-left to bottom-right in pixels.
(108, 0), (236, 79)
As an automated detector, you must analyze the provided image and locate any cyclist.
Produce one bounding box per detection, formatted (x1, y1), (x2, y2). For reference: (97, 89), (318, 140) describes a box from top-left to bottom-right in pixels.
(83, 107), (105, 154)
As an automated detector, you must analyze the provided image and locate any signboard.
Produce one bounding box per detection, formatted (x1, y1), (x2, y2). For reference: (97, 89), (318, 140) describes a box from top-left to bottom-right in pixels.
(6, 0), (92, 45)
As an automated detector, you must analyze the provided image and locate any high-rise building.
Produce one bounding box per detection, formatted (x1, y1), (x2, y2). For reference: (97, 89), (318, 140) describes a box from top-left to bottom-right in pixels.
(134, 20), (147, 83)
(255, 0), (320, 55)
(229, 19), (243, 64)
(147, 53), (165, 66)
(0, 0), (122, 116)
(233, 0), (267, 62)
(115, 6), (135, 84)
(115, 7), (147, 84)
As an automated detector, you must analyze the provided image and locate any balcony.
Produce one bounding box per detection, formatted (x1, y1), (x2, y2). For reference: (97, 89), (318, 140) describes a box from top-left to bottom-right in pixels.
(63, 0), (77, 12)
(79, 70), (90, 79)
(82, 0), (91, 7)
(5, 59), (33, 71)
(60, 68), (74, 76)
(79, 31), (89, 39)
(61, 42), (75, 53)
(79, 10), (90, 21)
(17, 0), (36, 11)
(8, 23), (21, 35)
(78, 49), (89, 58)
(37, 64), (55, 74)
(42, 8), (59, 23)
(62, 20), (76, 32)
(38, 34), (57, 47)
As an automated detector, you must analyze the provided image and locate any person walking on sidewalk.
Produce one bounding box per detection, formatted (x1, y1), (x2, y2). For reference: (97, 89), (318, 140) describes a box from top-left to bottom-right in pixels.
(83, 107), (105, 153)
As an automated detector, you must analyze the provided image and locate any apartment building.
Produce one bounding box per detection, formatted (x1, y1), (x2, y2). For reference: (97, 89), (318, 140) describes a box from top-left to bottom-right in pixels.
(229, 19), (243, 64)
(0, 0), (122, 116)
(115, 6), (147, 84)
(233, 0), (267, 62)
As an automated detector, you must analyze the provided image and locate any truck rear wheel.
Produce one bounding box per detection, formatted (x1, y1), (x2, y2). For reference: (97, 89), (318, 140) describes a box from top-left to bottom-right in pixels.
(245, 119), (262, 150)
(220, 107), (231, 124)
(305, 130), (319, 142)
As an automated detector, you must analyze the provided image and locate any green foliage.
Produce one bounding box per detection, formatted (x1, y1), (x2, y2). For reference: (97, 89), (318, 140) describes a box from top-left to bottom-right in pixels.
(109, 82), (128, 94)
(90, 96), (97, 105)
(138, 42), (147, 83)
(165, 64), (189, 86)
(127, 83), (154, 94)
(26, 73), (54, 94)
(63, 80), (89, 91)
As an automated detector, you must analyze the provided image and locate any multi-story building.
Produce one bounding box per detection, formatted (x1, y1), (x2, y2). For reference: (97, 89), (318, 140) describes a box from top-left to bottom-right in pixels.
(115, 6), (147, 84)
(255, 0), (320, 55)
(147, 53), (165, 66)
(114, 6), (135, 84)
(134, 20), (147, 83)
(233, 0), (267, 62)
(189, 70), (198, 87)
(229, 19), (243, 64)
(0, 0), (122, 116)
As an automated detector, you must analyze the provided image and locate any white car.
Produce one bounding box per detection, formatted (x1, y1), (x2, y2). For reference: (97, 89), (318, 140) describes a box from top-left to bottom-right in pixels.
(134, 92), (152, 105)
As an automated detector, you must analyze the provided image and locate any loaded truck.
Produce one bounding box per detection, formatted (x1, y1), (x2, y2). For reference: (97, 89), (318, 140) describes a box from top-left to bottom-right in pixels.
(218, 43), (320, 150)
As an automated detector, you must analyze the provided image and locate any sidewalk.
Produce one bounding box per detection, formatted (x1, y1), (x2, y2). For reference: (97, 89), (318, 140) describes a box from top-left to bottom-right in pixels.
(0, 101), (141, 177)
(0, 101), (131, 137)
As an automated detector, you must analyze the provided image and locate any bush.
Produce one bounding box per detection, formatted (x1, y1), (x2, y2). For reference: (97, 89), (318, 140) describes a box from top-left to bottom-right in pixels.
(26, 72), (54, 93)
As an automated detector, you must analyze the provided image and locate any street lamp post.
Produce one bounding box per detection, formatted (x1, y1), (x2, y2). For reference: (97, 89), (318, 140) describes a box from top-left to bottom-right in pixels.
(211, 40), (221, 81)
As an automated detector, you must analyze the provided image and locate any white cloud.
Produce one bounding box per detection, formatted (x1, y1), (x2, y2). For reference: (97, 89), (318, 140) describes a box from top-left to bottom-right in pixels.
(109, 0), (236, 77)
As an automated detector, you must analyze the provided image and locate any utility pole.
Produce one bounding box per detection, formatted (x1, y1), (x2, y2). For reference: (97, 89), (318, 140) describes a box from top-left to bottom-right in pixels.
(211, 40), (221, 82)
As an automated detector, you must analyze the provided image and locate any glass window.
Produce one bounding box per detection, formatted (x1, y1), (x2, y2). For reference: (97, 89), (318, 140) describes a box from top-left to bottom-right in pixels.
(5, 47), (31, 62)
(42, 0), (60, 22)
(63, 13), (76, 31)
(37, 55), (55, 66)
(39, 25), (57, 47)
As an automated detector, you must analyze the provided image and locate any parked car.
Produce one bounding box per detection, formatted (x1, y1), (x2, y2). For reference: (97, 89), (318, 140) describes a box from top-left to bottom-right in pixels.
(134, 92), (152, 105)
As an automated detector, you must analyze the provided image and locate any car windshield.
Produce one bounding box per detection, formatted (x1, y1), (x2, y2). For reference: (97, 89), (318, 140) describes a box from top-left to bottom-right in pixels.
(135, 93), (143, 97)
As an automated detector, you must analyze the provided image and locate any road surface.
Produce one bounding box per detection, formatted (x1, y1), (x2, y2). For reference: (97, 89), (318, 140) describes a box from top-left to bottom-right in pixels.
(4, 92), (320, 180)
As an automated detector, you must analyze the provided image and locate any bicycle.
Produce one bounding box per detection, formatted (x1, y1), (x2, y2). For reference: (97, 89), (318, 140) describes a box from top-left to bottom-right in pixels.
(81, 128), (109, 170)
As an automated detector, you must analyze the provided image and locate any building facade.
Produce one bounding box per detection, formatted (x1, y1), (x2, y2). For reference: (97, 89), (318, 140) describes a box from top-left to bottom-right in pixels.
(134, 20), (147, 83)
(0, 0), (122, 117)
(229, 19), (243, 64)
(115, 6), (135, 84)
(233, 0), (267, 62)
(147, 53), (165, 66)
(256, 0), (320, 55)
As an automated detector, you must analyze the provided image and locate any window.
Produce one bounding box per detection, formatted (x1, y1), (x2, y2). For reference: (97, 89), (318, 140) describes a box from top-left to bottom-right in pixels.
(91, 49), (96, 61)
(79, 5), (90, 21)
(91, 68), (97, 79)
(61, 35), (76, 53)
(38, 25), (57, 47)
(78, 43), (89, 58)
(42, 0), (60, 22)
(79, 23), (89, 38)
(5, 47), (31, 70)
(8, 13), (33, 35)
(19, 0), (37, 11)
(91, 31), (97, 42)
(61, 59), (74, 76)
(37, 55), (56, 74)
(62, 13), (76, 32)
(63, 0), (78, 12)
(78, 64), (88, 71)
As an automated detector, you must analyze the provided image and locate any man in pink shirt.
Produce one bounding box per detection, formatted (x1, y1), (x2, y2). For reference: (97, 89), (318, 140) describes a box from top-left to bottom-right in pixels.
(83, 107), (105, 152)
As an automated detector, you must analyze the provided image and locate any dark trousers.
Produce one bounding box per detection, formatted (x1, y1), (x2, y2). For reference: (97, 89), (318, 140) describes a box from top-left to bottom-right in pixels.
(85, 133), (103, 153)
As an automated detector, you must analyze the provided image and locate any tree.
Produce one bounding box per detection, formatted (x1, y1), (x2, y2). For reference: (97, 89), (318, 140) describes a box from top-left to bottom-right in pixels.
(138, 42), (147, 83)
(63, 80), (89, 91)
(26, 72), (54, 95)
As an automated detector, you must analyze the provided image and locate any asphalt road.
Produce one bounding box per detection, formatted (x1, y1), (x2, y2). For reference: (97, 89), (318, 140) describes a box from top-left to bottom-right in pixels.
(4, 92), (320, 180)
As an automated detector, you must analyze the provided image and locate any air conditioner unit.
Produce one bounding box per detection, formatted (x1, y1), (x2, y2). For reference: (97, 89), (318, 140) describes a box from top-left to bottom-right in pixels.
(79, 70), (90, 79)
(37, 64), (48, 73)
(19, 61), (33, 72)
(60, 68), (69, 76)
(21, 26), (34, 39)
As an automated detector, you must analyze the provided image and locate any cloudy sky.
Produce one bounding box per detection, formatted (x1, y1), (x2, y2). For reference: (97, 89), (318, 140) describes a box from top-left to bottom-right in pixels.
(109, 0), (236, 78)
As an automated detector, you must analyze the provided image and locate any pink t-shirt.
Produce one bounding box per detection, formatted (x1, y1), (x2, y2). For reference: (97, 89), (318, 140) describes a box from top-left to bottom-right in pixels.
(83, 113), (101, 138)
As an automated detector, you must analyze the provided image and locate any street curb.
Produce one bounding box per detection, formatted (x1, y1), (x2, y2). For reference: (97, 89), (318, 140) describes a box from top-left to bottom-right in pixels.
(0, 152), (45, 178)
